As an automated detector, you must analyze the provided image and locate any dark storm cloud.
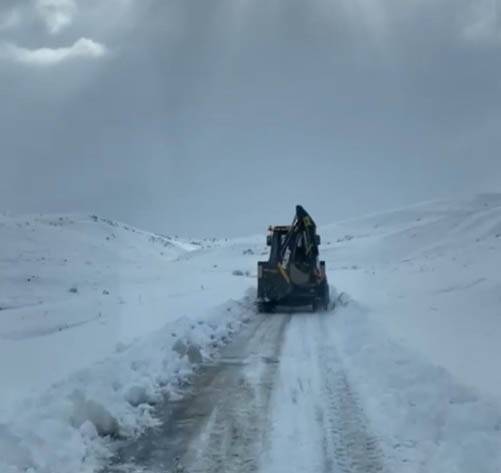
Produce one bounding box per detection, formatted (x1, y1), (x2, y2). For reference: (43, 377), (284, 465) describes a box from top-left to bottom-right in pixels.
(1, 0), (501, 236)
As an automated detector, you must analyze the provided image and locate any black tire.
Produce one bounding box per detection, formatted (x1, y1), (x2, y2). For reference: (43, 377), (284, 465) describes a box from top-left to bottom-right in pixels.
(321, 284), (330, 311)
(257, 301), (274, 314)
(312, 297), (329, 313)
(322, 298), (329, 311)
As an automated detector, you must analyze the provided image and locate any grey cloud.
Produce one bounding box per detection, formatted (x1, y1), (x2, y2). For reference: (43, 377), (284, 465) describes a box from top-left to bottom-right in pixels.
(1, 0), (501, 237)
(35, 0), (77, 35)
(462, 0), (501, 44)
(0, 7), (21, 31)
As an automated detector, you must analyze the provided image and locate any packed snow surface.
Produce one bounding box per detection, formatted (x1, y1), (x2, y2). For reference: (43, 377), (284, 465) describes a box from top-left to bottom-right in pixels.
(1, 194), (501, 472)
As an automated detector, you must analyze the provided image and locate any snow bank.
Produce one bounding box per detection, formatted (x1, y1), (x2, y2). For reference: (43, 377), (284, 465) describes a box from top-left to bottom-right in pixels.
(0, 296), (256, 473)
(321, 193), (501, 400)
(331, 301), (501, 473)
(0, 212), (263, 473)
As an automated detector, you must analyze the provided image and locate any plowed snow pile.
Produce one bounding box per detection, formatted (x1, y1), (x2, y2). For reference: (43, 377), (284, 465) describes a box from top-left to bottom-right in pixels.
(2, 194), (501, 472)
(0, 214), (257, 473)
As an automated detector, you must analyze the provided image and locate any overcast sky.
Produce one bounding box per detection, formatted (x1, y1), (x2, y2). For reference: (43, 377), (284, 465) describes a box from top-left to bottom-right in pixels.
(1, 0), (500, 237)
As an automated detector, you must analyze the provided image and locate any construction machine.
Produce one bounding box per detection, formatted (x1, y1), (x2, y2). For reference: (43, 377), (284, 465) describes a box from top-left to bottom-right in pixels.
(257, 205), (330, 313)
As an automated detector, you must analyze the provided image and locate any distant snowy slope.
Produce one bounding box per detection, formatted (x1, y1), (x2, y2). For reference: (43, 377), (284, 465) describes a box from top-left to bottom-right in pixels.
(0, 213), (201, 348)
(0, 213), (249, 408)
(320, 193), (501, 401)
(312, 194), (501, 472)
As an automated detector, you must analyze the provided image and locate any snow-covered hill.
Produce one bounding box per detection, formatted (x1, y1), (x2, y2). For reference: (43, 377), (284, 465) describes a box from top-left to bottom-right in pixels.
(0, 213), (258, 472)
(322, 193), (501, 399)
(2, 195), (501, 473)
(318, 194), (501, 471)
(0, 213), (203, 402)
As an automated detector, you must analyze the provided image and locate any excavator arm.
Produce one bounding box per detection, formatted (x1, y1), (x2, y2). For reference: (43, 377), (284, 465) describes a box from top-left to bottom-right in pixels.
(280, 205), (319, 266)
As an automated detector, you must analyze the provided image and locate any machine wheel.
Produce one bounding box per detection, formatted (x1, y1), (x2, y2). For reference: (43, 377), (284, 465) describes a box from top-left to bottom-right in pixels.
(257, 301), (275, 314)
(312, 297), (329, 313)
(321, 297), (330, 311)
(312, 298), (321, 313)
(320, 283), (330, 311)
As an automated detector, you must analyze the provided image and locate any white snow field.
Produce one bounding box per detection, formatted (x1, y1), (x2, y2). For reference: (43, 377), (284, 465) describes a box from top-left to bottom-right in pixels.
(2, 194), (501, 472)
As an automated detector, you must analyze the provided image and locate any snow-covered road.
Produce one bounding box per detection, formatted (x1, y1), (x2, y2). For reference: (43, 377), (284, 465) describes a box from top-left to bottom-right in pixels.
(4, 195), (501, 473)
(262, 311), (384, 473)
(105, 308), (386, 473)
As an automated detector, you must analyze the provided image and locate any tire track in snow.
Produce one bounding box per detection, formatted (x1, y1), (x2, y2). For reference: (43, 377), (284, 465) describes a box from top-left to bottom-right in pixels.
(105, 309), (387, 473)
(185, 312), (290, 473)
(104, 312), (290, 473)
(261, 313), (386, 473)
(316, 318), (386, 473)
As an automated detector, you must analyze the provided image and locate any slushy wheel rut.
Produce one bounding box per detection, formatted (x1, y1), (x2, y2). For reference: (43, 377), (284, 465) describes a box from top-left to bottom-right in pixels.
(103, 314), (290, 473)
